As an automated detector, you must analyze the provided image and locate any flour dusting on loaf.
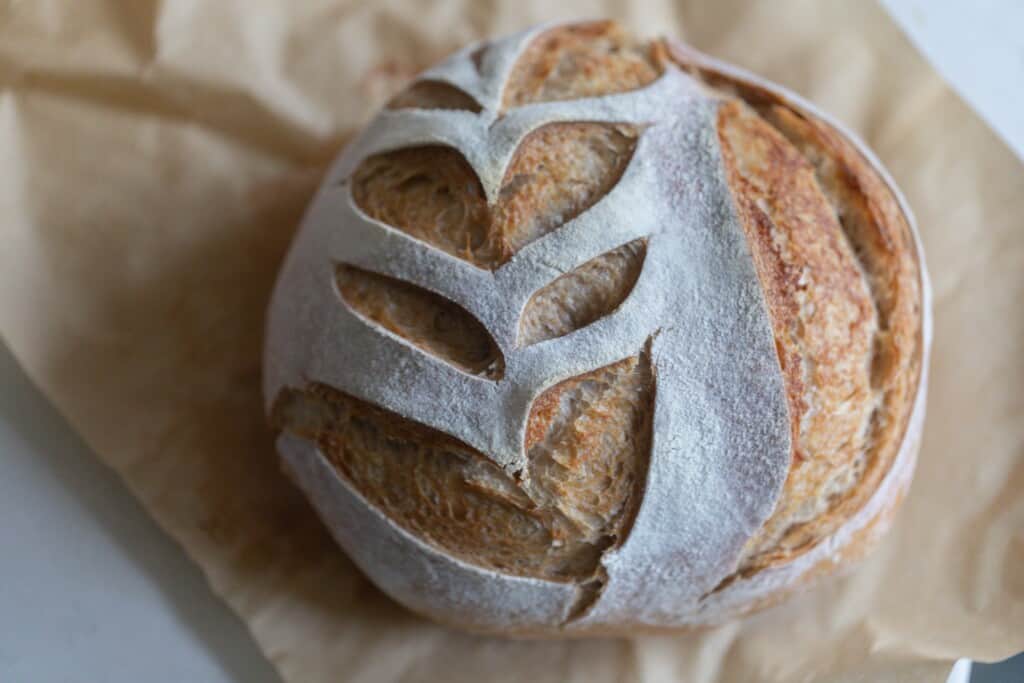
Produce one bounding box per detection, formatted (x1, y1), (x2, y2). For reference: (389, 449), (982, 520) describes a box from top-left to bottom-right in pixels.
(263, 20), (930, 634)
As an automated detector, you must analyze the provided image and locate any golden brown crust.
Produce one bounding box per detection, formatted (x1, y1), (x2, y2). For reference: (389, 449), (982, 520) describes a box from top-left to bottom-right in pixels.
(283, 25), (923, 616)
(387, 80), (482, 112)
(518, 238), (647, 347)
(272, 353), (652, 582)
(350, 146), (497, 267)
(276, 29), (667, 588)
(502, 21), (664, 108)
(336, 264), (504, 378)
(350, 123), (638, 270)
(415, 479), (905, 638)
(272, 383), (578, 579)
(715, 99), (878, 567)
(524, 352), (654, 542)
(495, 122), (639, 257)
(752, 102), (922, 567)
(705, 482), (908, 628)
(352, 23), (650, 272)
(676, 52), (923, 577)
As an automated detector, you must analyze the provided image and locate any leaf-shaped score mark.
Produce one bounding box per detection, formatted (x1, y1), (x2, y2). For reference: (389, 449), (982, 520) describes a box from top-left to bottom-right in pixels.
(388, 80), (482, 113)
(518, 239), (647, 347)
(351, 146), (499, 267)
(271, 348), (653, 587)
(501, 21), (663, 108)
(270, 382), (561, 577)
(496, 123), (638, 257)
(336, 264), (505, 379)
(351, 123), (639, 269)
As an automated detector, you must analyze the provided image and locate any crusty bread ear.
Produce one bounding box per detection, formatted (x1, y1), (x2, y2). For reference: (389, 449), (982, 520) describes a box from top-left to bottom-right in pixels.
(667, 45), (923, 585)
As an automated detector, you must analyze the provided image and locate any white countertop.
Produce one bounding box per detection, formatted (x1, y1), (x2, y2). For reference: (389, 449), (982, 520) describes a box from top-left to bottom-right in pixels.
(0, 343), (280, 683)
(880, 0), (1024, 162)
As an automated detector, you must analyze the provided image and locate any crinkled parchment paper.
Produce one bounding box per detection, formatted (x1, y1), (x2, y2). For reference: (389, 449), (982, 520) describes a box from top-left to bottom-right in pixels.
(1, 1), (1021, 681)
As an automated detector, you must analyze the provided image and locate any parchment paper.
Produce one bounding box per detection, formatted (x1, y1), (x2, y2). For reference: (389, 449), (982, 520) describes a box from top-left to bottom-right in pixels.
(1, 1), (1022, 681)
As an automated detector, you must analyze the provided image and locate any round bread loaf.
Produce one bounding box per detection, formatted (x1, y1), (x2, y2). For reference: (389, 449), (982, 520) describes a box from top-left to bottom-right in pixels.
(264, 20), (931, 635)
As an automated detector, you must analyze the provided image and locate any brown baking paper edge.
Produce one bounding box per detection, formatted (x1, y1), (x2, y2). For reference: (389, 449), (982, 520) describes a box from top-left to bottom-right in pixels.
(1, 1), (1021, 681)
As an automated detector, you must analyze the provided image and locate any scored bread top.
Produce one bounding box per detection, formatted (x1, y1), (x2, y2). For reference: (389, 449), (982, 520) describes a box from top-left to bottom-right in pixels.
(264, 20), (925, 632)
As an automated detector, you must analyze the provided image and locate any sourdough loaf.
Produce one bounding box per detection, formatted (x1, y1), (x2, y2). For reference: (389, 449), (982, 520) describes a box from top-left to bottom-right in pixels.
(263, 20), (930, 635)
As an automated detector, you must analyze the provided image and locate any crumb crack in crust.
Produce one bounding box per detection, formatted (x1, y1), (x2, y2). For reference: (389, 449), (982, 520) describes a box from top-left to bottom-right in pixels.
(670, 50), (924, 591)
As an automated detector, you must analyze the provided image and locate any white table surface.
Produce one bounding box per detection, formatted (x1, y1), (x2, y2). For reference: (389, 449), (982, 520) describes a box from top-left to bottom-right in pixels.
(0, 343), (280, 683)
(2, 2), (1021, 681)
(880, 0), (1024, 162)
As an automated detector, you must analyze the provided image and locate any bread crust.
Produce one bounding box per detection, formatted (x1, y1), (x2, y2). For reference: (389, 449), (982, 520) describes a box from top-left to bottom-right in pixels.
(667, 41), (924, 587)
(263, 22), (930, 635)
(716, 99), (877, 572)
(502, 20), (662, 108)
